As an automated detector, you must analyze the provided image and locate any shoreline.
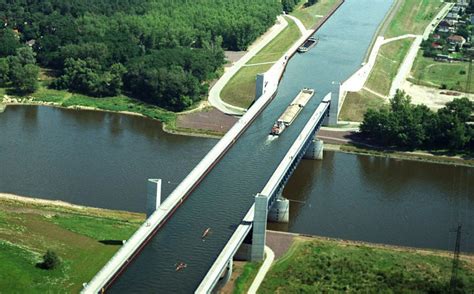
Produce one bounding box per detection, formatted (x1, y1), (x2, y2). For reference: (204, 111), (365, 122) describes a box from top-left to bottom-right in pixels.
(3, 192), (471, 260)
(3, 102), (472, 167)
(0, 193), (144, 218)
(267, 229), (474, 263)
(324, 143), (474, 167)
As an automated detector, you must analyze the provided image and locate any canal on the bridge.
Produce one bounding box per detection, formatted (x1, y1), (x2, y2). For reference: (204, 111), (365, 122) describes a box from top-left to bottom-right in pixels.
(1, 0), (473, 292)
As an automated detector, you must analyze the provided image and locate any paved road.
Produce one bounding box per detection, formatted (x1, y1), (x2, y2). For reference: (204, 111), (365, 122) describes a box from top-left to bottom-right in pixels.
(388, 2), (454, 97)
(248, 246), (275, 294)
(208, 16), (288, 115)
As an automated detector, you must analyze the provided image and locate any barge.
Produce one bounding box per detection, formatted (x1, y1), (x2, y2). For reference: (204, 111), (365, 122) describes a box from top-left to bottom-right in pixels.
(297, 37), (319, 53)
(270, 88), (315, 136)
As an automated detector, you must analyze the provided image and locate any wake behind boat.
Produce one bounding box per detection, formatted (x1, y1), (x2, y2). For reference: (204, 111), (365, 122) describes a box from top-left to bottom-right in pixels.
(270, 88), (315, 136)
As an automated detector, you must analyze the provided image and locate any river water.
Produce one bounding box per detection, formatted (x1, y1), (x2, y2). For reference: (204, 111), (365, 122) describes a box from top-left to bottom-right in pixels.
(0, 0), (473, 292)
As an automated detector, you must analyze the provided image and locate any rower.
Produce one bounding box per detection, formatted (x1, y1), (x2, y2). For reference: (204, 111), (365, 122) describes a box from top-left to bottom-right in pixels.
(202, 227), (211, 239)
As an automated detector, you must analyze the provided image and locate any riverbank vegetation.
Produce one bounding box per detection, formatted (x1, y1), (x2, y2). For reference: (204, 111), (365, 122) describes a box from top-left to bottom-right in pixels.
(259, 237), (474, 293)
(0, 195), (144, 292)
(360, 90), (473, 153)
(0, 0), (283, 111)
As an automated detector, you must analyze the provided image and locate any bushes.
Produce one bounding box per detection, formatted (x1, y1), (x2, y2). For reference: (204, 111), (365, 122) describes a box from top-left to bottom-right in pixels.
(37, 250), (60, 270)
(360, 90), (473, 152)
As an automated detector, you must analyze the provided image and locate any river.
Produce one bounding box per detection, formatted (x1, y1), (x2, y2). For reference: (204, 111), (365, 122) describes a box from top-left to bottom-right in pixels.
(0, 0), (473, 292)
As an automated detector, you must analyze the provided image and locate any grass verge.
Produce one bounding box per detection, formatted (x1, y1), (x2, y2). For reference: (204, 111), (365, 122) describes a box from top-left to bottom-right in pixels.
(259, 237), (474, 293)
(410, 52), (474, 93)
(0, 196), (144, 292)
(365, 38), (413, 96)
(233, 262), (262, 294)
(248, 17), (302, 65)
(290, 0), (339, 29)
(384, 0), (445, 38)
(220, 64), (273, 108)
(339, 89), (386, 122)
(221, 17), (301, 108)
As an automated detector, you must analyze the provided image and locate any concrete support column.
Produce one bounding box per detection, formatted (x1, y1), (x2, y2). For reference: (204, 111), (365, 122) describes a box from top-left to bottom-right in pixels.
(327, 84), (340, 126)
(255, 73), (266, 100)
(251, 194), (268, 262)
(304, 139), (324, 160)
(146, 179), (162, 218)
(268, 196), (289, 223)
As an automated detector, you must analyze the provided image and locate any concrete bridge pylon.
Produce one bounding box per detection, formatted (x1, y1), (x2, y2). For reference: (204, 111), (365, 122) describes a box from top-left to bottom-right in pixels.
(146, 179), (162, 218)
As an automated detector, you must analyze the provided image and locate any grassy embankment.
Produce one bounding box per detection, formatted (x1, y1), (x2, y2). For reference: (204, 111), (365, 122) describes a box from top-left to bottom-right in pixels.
(0, 196), (144, 292)
(290, 0), (339, 30)
(220, 17), (301, 109)
(232, 262), (262, 294)
(259, 237), (474, 293)
(340, 0), (445, 122)
(410, 52), (474, 93)
(2, 85), (177, 126)
(220, 0), (341, 109)
(333, 144), (474, 167)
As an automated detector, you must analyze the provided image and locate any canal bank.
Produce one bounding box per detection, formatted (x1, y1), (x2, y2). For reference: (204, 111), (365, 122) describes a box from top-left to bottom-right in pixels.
(252, 230), (474, 293)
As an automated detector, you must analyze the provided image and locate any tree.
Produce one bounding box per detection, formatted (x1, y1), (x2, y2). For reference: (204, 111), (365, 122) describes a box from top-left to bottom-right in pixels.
(8, 47), (40, 94)
(360, 91), (473, 151)
(40, 250), (60, 270)
(0, 29), (21, 57)
(0, 58), (9, 85)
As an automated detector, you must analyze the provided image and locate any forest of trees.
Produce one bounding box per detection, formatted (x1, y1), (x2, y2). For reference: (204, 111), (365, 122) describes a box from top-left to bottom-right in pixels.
(360, 91), (474, 152)
(0, 0), (292, 111)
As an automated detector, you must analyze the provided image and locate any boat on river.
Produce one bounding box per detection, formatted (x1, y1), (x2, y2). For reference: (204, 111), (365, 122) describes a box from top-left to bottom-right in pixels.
(297, 37), (319, 53)
(202, 227), (211, 239)
(270, 88), (315, 136)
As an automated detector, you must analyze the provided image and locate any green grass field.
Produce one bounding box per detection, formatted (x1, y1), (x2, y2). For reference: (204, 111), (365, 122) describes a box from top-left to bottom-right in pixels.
(365, 38), (413, 96)
(221, 17), (301, 108)
(248, 17), (301, 65)
(339, 89), (386, 122)
(0, 198), (144, 292)
(220, 64), (273, 108)
(290, 0), (339, 29)
(259, 238), (474, 293)
(2, 85), (177, 124)
(410, 53), (474, 93)
(233, 262), (261, 294)
(384, 0), (445, 38)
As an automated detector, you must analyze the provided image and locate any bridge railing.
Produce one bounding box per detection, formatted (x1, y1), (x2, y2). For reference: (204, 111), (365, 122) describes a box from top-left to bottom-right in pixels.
(263, 94), (331, 206)
(196, 94), (331, 293)
(81, 62), (288, 294)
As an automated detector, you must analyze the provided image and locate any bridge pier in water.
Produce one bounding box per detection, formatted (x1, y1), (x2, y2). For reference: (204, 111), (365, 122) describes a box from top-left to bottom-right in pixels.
(304, 138), (324, 160)
(146, 179), (162, 217)
(268, 195), (290, 223)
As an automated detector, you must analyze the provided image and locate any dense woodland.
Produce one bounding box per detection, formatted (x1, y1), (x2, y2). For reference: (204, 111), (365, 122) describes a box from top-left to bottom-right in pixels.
(0, 0), (301, 111)
(360, 91), (474, 153)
